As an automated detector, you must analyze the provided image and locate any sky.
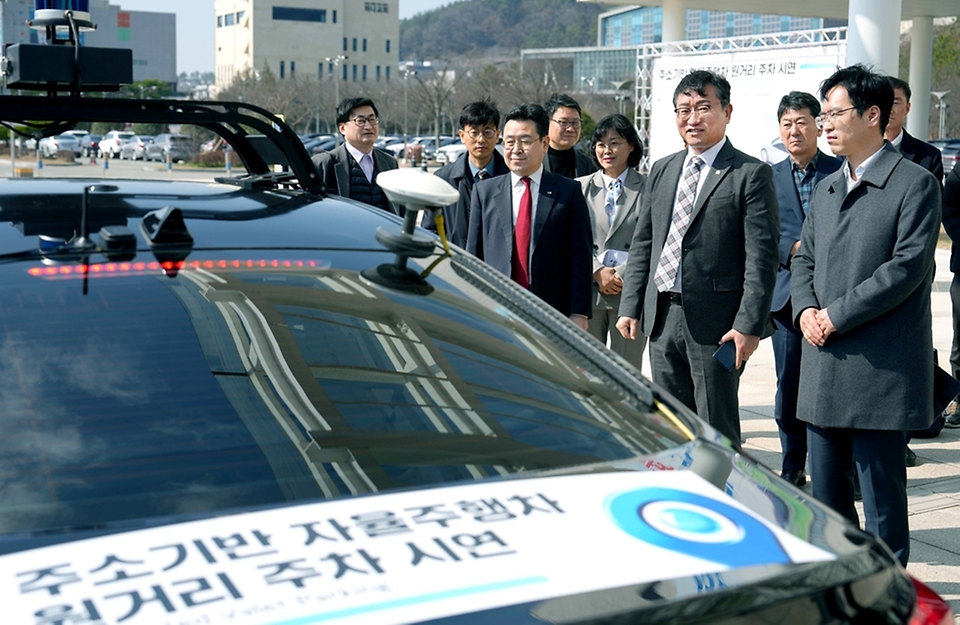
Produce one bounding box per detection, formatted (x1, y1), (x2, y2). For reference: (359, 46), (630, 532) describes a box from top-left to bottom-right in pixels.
(114, 0), (455, 76)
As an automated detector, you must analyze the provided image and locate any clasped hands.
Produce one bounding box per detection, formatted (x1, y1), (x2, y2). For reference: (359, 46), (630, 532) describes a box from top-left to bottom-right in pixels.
(799, 307), (836, 347)
(594, 267), (622, 296)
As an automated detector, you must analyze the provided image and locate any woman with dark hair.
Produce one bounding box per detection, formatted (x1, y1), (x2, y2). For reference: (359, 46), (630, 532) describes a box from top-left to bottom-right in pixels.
(578, 114), (647, 367)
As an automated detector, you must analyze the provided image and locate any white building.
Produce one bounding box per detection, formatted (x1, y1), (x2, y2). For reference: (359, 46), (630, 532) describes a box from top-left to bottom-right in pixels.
(215, 1), (399, 91)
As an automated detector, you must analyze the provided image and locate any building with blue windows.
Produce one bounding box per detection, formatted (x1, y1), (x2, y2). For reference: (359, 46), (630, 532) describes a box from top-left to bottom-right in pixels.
(214, 1), (399, 91)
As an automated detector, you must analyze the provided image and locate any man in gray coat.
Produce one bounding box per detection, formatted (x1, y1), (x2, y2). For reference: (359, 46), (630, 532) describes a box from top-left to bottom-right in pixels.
(616, 70), (779, 444)
(791, 65), (942, 567)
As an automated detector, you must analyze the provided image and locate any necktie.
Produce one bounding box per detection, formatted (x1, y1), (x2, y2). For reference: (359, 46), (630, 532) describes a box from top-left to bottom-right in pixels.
(476, 169), (490, 181)
(360, 153), (374, 183)
(653, 156), (704, 291)
(512, 176), (532, 289)
(605, 179), (622, 226)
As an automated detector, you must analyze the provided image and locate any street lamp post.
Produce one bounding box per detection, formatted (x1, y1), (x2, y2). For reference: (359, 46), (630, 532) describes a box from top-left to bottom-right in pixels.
(932, 91), (951, 140)
(401, 62), (416, 164)
(325, 55), (347, 145)
(580, 76), (595, 92)
(611, 79), (631, 115)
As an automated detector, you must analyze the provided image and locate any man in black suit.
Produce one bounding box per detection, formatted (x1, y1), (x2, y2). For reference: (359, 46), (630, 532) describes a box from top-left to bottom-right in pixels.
(616, 70), (779, 444)
(886, 77), (943, 184)
(769, 91), (843, 487)
(467, 103), (592, 329)
(542, 93), (598, 179)
(312, 97), (399, 214)
(433, 99), (510, 247)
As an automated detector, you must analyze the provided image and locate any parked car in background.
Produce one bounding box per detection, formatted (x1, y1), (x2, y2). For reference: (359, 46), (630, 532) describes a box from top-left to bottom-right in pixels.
(301, 135), (337, 155)
(436, 140), (468, 165)
(119, 135), (154, 160)
(423, 136), (461, 162)
(940, 139), (960, 175)
(37, 133), (82, 158)
(98, 129), (135, 159)
(759, 136), (789, 164)
(384, 136), (431, 159)
(145, 133), (198, 163)
(374, 134), (402, 150)
(79, 133), (102, 157)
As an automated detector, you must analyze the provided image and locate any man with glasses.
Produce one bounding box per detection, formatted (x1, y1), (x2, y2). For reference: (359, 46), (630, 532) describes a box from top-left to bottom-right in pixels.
(791, 64), (941, 567)
(769, 91), (842, 488)
(467, 103), (592, 330)
(542, 93), (598, 179)
(312, 97), (398, 214)
(434, 99), (510, 247)
(616, 70), (779, 445)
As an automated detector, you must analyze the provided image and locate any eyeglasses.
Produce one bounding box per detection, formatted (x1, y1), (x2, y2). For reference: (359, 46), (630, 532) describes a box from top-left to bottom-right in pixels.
(674, 104), (713, 121)
(348, 115), (379, 127)
(463, 128), (498, 140)
(595, 140), (626, 151)
(551, 118), (581, 129)
(502, 137), (539, 151)
(815, 107), (856, 128)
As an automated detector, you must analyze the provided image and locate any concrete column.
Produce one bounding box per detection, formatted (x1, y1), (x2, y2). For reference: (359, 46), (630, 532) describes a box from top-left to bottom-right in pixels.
(662, 0), (686, 43)
(846, 0), (902, 76)
(907, 16), (934, 140)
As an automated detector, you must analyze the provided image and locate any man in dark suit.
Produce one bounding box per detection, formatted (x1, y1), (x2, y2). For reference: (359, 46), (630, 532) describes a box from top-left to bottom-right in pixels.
(792, 65), (941, 567)
(769, 92), (843, 487)
(542, 93), (598, 179)
(312, 97), (399, 214)
(886, 77), (943, 184)
(467, 103), (592, 329)
(616, 70), (779, 444)
(943, 168), (960, 427)
(433, 99), (510, 247)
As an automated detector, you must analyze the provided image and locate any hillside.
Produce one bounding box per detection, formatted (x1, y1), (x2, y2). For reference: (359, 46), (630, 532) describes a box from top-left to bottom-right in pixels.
(400, 0), (613, 61)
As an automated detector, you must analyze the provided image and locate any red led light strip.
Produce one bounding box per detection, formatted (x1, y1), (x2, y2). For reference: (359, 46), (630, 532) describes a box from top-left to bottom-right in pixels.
(28, 259), (319, 277)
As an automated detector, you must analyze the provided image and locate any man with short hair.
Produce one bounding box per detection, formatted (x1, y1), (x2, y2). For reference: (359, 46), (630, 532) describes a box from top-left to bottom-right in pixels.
(542, 93), (599, 179)
(770, 91), (843, 488)
(616, 70), (780, 444)
(467, 103), (592, 330)
(886, 77), (943, 185)
(312, 97), (398, 214)
(434, 99), (509, 247)
(792, 65), (941, 567)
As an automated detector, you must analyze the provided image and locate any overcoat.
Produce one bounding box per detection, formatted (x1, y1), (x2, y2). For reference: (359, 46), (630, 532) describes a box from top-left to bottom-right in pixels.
(790, 143), (941, 430)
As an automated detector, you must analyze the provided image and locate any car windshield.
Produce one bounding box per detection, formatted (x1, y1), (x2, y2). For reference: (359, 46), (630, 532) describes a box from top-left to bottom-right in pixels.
(169, 136), (191, 144)
(0, 203), (684, 548)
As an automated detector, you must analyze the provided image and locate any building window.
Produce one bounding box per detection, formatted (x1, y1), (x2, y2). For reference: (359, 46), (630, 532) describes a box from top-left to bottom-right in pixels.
(272, 7), (326, 22)
(352, 38), (357, 52)
(290, 61), (295, 78)
(376, 66), (381, 82)
(329, 62), (334, 76)
(352, 65), (357, 82)
(225, 13), (235, 26)
(342, 64), (347, 81)
(362, 65), (367, 81)
(343, 38), (347, 51)
(318, 63), (323, 80)
(217, 15), (223, 27)
(385, 66), (390, 82)
(280, 61), (285, 79)
(333, 10), (337, 23)
(386, 40), (391, 53)
(236, 10), (244, 22)
(363, 39), (367, 52)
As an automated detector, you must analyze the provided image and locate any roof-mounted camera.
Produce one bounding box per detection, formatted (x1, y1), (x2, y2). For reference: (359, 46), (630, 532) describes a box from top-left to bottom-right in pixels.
(1, 0), (132, 95)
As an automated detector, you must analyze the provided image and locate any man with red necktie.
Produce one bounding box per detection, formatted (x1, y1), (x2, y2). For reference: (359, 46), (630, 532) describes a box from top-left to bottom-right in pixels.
(466, 103), (593, 329)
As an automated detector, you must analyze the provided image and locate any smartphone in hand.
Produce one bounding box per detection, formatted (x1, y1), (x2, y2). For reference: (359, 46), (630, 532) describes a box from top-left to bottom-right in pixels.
(712, 341), (737, 371)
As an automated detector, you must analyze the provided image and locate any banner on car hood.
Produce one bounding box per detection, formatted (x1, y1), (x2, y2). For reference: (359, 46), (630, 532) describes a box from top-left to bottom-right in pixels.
(1, 471), (833, 625)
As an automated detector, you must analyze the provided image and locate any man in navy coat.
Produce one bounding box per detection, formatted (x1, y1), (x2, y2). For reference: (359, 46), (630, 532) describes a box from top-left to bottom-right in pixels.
(770, 91), (842, 487)
(467, 103), (592, 329)
(792, 65), (941, 567)
(885, 77), (943, 185)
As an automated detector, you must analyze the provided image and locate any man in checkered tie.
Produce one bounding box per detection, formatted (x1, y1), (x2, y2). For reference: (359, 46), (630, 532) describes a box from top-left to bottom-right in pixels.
(616, 70), (779, 444)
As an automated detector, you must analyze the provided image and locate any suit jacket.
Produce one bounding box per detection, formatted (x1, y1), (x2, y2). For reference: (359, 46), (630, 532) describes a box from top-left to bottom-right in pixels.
(618, 139), (779, 345)
(791, 143), (941, 430)
(942, 168), (960, 273)
(578, 168), (645, 310)
(311, 143), (399, 213)
(543, 147), (598, 178)
(433, 151), (510, 247)
(771, 150), (843, 312)
(899, 130), (944, 184)
(466, 170), (593, 318)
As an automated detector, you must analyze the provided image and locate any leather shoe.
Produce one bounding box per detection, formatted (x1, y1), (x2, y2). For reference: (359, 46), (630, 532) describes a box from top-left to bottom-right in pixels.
(945, 401), (960, 428)
(905, 446), (917, 467)
(780, 469), (806, 487)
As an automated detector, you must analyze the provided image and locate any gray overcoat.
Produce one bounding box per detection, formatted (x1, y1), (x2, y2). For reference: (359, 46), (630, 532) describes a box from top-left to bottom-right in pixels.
(790, 143), (941, 431)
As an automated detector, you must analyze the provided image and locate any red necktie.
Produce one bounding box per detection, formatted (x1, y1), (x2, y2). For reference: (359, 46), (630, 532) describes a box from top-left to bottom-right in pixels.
(512, 176), (532, 289)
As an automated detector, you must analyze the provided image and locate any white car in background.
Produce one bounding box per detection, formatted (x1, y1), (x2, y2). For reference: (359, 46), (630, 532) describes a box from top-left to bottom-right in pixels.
(98, 129), (136, 159)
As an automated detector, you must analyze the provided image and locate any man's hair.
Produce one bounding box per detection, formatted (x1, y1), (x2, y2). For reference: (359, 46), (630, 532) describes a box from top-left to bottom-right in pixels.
(818, 64), (894, 134)
(889, 76), (912, 102)
(503, 103), (550, 140)
(543, 92), (582, 118)
(673, 70), (731, 108)
(336, 97), (379, 125)
(459, 98), (500, 129)
(589, 113), (643, 169)
(777, 91), (822, 120)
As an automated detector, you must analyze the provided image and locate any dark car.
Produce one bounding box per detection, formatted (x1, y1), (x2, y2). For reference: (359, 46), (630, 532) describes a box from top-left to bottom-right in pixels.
(940, 139), (960, 175)
(145, 132), (197, 163)
(0, 94), (952, 625)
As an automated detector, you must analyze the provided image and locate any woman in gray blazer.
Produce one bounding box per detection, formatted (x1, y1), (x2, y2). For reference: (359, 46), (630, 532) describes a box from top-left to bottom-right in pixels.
(578, 114), (646, 369)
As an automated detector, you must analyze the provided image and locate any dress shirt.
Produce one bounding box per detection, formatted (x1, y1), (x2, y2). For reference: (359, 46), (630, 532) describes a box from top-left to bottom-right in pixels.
(844, 143), (886, 196)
